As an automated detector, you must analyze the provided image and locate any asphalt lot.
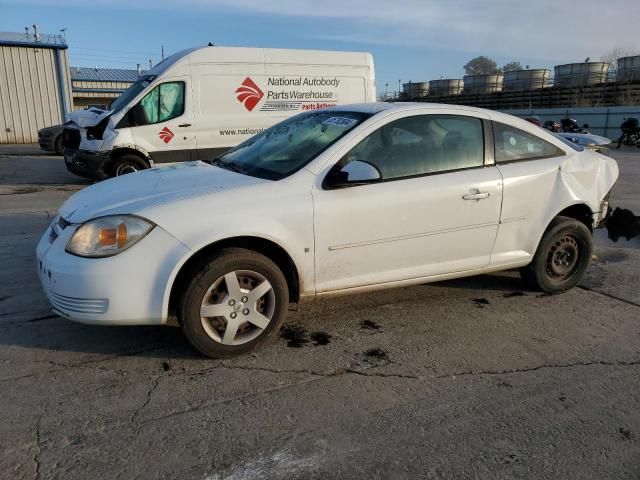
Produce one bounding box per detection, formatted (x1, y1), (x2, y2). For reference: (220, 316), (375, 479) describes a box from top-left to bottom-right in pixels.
(1, 146), (639, 479)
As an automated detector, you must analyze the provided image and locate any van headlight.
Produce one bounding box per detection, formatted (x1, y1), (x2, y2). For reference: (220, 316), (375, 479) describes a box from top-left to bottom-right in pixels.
(66, 215), (154, 257)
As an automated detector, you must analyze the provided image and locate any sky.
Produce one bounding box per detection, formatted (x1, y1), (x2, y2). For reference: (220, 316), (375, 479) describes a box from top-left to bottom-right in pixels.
(1, 0), (638, 94)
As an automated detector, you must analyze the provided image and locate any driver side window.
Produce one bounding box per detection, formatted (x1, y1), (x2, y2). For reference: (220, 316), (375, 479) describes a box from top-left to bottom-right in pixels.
(138, 81), (185, 125)
(342, 114), (484, 181)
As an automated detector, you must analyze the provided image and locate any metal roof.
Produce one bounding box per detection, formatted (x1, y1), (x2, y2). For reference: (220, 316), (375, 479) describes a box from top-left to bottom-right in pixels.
(70, 66), (142, 83)
(0, 31), (67, 49)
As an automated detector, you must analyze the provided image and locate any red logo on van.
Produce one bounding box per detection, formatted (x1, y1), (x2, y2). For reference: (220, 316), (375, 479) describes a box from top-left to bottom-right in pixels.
(159, 127), (174, 144)
(235, 77), (264, 112)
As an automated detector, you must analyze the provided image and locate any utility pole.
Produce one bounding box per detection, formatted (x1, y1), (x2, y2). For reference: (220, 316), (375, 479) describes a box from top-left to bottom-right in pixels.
(398, 79), (401, 99)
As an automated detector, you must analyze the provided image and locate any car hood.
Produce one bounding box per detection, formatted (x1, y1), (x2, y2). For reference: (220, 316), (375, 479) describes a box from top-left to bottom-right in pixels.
(59, 161), (265, 224)
(67, 108), (112, 128)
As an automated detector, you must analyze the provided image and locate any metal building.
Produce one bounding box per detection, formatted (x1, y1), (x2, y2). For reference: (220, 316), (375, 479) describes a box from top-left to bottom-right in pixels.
(71, 67), (140, 110)
(0, 30), (72, 143)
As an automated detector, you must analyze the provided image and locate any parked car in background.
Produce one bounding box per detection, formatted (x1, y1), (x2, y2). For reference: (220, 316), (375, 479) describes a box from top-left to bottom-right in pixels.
(62, 46), (376, 179)
(557, 132), (612, 153)
(38, 124), (66, 155)
(38, 103), (618, 358)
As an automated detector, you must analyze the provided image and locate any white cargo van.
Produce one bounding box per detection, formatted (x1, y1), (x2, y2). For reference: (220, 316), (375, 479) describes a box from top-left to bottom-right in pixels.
(63, 46), (376, 178)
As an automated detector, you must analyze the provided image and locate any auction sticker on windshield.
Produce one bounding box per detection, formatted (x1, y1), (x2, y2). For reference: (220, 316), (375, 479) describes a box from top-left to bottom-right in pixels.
(322, 117), (358, 128)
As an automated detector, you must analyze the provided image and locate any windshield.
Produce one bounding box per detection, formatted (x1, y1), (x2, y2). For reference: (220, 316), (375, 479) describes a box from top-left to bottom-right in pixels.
(212, 110), (371, 180)
(109, 75), (157, 113)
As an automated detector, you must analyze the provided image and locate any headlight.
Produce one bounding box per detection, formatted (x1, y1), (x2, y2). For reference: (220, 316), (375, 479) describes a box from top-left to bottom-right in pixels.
(66, 215), (154, 258)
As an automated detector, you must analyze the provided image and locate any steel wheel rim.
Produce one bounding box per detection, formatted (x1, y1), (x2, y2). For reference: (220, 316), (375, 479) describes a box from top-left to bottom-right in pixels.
(545, 234), (581, 282)
(116, 164), (139, 175)
(200, 270), (276, 346)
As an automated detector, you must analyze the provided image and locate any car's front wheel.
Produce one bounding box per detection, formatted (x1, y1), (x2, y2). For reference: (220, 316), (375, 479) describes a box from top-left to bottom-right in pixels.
(179, 248), (289, 358)
(520, 216), (592, 293)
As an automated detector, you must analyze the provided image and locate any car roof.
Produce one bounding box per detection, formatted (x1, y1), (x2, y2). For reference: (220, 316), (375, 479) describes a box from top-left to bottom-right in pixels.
(327, 102), (495, 116)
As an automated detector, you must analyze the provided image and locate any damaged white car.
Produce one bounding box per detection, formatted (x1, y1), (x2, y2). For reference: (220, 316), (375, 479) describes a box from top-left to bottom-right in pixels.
(37, 103), (619, 357)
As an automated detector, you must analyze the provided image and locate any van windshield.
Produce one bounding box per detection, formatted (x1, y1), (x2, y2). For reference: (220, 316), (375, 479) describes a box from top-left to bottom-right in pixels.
(210, 110), (371, 180)
(109, 75), (156, 113)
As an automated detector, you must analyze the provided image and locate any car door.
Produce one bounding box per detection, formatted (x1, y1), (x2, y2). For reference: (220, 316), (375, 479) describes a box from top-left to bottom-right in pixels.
(128, 78), (197, 164)
(490, 121), (569, 266)
(312, 112), (503, 294)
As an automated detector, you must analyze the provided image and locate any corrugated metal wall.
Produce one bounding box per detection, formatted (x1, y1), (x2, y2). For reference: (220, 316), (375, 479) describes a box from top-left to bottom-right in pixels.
(0, 45), (72, 143)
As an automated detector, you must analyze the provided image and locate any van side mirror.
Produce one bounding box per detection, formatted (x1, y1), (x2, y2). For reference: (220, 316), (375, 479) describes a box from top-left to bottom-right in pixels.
(325, 160), (382, 189)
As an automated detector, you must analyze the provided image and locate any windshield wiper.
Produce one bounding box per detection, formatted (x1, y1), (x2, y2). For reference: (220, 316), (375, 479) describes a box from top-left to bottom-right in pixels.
(208, 157), (250, 175)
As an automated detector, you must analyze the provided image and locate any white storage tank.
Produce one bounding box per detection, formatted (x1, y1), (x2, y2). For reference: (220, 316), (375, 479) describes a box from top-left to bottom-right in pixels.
(553, 62), (609, 87)
(402, 81), (429, 99)
(463, 74), (504, 94)
(503, 69), (550, 91)
(428, 79), (463, 96)
(617, 56), (640, 82)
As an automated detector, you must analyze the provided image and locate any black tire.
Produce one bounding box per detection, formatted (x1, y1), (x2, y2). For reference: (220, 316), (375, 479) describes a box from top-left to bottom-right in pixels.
(616, 135), (624, 149)
(179, 248), (289, 358)
(54, 135), (64, 155)
(520, 216), (592, 293)
(110, 154), (148, 177)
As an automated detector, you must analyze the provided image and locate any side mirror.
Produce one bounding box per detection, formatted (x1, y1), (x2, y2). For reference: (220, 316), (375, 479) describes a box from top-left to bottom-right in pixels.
(583, 123), (590, 129)
(325, 160), (382, 189)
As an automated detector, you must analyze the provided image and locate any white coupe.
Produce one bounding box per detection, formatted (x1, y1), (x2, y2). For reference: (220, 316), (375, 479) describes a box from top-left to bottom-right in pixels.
(37, 103), (619, 357)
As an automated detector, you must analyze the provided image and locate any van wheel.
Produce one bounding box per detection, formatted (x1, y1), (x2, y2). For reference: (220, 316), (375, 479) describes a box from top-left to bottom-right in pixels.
(111, 154), (148, 177)
(520, 216), (592, 293)
(179, 248), (289, 358)
(54, 135), (64, 155)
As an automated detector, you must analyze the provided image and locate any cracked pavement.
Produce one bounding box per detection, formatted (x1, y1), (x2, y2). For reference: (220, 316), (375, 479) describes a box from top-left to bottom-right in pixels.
(1, 148), (639, 479)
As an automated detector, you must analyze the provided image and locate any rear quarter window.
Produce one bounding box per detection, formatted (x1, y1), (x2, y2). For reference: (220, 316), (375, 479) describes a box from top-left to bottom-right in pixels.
(493, 122), (565, 163)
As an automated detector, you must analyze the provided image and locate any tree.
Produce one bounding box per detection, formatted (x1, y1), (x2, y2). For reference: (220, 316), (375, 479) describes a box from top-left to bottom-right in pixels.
(601, 46), (640, 78)
(502, 61), (523, 72)
(463, 56), (500, 75)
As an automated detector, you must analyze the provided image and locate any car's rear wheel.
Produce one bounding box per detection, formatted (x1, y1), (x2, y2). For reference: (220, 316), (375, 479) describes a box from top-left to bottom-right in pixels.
(520, 216), (592, 293)
(111, 154), (148, 177)
(179, 248), (289, 358)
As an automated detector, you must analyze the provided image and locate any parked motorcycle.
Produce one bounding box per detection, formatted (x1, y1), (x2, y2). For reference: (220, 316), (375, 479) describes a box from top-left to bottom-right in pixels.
(616, 117), (640, 149)
(543, 120), (561, 133)
(561, 117), (590, 134)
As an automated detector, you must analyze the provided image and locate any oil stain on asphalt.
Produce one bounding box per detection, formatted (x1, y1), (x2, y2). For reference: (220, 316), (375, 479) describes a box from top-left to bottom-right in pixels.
(280, 325), (332, 348)
(594, 207), (640, 249)
(473, 298), (490, 307)
(280, 325), (309, 348)
(310, 331), (332, 346)
(362, 347), (391, 366)
(360, 319), (382, 332)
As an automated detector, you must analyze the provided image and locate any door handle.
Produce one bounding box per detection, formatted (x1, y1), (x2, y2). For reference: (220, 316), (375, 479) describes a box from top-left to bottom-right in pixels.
(178, 123), (192, 128)
(462, 190), (490, 201)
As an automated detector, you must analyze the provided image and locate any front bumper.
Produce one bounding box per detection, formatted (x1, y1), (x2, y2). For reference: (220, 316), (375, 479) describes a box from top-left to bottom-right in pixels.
(64, 148), (112, 180)
(36, 217), (191, 325)
(38, 132), (55, 152)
